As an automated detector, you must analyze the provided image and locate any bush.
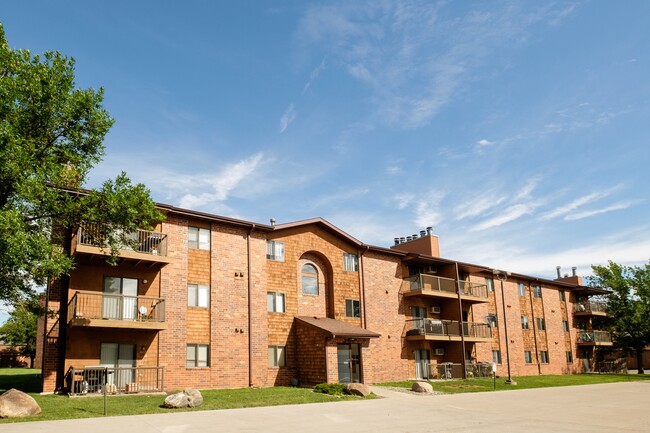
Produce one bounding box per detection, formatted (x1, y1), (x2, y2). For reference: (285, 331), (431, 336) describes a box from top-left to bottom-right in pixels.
(313, 383), (348, 396)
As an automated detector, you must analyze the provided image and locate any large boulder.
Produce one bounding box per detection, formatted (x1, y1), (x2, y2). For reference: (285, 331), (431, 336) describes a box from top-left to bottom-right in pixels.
(0, 388), (42, 418)
(346, 383), (371, 397)
(163, 389), (203, 408)
(411, 381), (433, 393)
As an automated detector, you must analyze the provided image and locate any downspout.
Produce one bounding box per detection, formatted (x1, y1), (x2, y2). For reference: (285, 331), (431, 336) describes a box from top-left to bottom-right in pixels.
(528, 282), (542, 375)
(359, 246), (370, 329)
(247, 223), (256, 387)
(454, 263), (467, 379)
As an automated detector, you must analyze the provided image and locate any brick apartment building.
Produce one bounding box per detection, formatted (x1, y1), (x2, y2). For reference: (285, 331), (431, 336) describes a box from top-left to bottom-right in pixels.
(36, 204), (611, 394)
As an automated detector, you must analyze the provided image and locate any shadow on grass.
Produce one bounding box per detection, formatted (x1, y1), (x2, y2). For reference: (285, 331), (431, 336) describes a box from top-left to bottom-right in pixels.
(0, 368), (42, 393)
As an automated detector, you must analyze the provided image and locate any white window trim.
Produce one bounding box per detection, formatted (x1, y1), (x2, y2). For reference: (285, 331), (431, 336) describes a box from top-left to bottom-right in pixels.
(345, 299), (361, 318)
(268, 345), (286, 367)
(188, 227), (210, 250)
(267, 292), (286, 313)
(343, 253), (359, 272)
(187, 344), (209, 368)
(188, 284), (210, 308)
(266, 240), (285, 261)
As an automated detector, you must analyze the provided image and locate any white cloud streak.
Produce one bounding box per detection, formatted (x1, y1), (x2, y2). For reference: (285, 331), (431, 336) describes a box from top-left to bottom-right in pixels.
(279, 103), (297, 133)
(302, 57), (326, 95)
(470, 203), (534, 232)
(565, 201), (636, 221)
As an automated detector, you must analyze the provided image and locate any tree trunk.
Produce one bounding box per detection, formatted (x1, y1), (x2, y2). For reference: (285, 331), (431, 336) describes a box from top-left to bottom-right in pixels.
(636, 348), (644, 374)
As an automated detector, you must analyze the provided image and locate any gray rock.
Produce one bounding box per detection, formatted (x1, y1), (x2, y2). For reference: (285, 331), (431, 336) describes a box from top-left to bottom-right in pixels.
(163, 389), (203, 408)
(0, 388), (42, 418)
(346, 383), (371, 396)
(411, 381), (433, 393)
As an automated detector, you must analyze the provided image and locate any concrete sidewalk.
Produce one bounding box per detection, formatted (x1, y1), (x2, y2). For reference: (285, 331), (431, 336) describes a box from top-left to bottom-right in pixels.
(2, 381), (649, 433)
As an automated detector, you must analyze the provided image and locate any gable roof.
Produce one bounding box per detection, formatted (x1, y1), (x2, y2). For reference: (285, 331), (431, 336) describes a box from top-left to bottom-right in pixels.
(271, 218), (364, 247)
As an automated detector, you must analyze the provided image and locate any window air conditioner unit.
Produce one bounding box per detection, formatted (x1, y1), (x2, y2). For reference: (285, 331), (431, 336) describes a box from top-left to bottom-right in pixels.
(430, 306), (441, 314)
(434, 348), (445, 356)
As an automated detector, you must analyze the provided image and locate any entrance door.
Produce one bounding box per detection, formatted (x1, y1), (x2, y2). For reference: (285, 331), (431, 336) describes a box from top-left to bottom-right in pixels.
(337, 344), (361, 383)
(100, 343), (135, 388)
(103, 277), (138, 320)
(415, 349), (430, 379)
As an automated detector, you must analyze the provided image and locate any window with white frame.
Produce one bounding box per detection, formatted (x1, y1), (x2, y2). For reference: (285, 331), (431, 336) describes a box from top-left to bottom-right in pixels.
(521, 315), (529, 330)
(268, 345), (286, 367)
(533, 285), (542, 298)
(266, 240), (285, 261)
(492, 349), (502, 364)
(518, 282), (526, 297)
(536, 317), (546, 331)
(188, 227), (210, 250)
(301, 263), (318, 295)
(186, 344), (209, 367)
(188, 284), (210, 307)
(485, 277), (494, 292)
(540, 350), (549, 364)
(343, 253), (359, 272)
(345, 299), (361, 318)
(267, 292), (285, 313)
(524, 350), (533, 364)
(566, 351), (573, 363)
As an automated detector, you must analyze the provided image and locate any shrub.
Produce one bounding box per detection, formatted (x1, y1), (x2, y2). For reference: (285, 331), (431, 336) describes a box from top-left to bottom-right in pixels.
(313, 383), (348, 396)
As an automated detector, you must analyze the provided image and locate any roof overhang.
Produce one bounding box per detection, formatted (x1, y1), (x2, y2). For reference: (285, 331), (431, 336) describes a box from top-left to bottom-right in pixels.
(295, 316), (381, 339)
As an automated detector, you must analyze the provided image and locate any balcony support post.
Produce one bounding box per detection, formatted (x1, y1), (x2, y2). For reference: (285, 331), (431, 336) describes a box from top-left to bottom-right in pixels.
(454, 263), (468, 379)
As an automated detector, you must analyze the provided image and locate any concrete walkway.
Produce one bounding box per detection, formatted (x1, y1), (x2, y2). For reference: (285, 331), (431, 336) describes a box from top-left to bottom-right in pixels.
(3, 381), (650, 433)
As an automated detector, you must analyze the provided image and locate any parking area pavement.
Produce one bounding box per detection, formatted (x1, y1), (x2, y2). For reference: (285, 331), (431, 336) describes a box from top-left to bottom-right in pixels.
(3, 381), (649, 433)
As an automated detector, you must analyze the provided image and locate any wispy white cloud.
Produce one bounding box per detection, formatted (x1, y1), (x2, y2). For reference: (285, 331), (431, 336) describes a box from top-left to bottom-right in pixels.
(414, 191), (446, 227)
(470, 203), (534, 232)
(565, 201), (637, 221)
(476, 138), (494, 147)
(394, 193), (414, 210)
(454, 192), (506, 220)
(513, 177), (540, 201)
(541, 190), (610, 220)
(302, 57), (327, 95)
(279, 103), (297, 133)
(178, 153), (265, 210)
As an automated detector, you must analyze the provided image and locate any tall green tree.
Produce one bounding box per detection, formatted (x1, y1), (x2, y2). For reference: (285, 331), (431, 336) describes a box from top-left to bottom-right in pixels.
(0, 23), (164, 303)
(589, 261), (650, 374)
(0, 295), (40, 367)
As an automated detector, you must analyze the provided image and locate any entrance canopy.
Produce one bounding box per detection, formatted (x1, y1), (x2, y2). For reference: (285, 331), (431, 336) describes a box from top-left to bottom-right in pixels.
(296, 316), (381, 339)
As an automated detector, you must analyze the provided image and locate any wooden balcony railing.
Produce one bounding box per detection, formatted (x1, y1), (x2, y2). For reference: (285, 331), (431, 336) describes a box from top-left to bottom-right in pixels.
(77, 223), (168, 257)
(68, 291), (165, 328)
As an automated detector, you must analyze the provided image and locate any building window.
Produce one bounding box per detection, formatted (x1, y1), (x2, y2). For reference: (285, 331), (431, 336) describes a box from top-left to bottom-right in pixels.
(267, 292), (285, 313)
(266, 240), (285, 261)
(301, 263), (318, 295)
(536, 317), (546, 331)
(485, 314), (498, 328)
(559, 290), (566, 302)
(186, 344), (209, 367)
(524, 351), (533, 364)
(566, 351), (573, 363)
(345, 299), (361, 318)
(268, 346), (286, 367)
(492, 350), (502, 364)
(485, 278), (494, 292)
(343, 253), (358, 272)
(188, 284), (210, 307)
(562, 320), (570, 332)
(521, 315), (529, 330)
(188, 227), (210, 250)
(540, 351), (549, 364)
(518, 282), (526, 297)
(533, 285), (542, 298)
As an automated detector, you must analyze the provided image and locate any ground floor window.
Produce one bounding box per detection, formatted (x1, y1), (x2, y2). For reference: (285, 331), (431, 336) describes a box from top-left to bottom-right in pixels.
(187, 344), (209, 367)
(540, 351), (549, 364)
(492, 350), (502, 364)
(268, 346), (286, 367)
(566, 351), (573, 363)
(524, 350), (533, 364)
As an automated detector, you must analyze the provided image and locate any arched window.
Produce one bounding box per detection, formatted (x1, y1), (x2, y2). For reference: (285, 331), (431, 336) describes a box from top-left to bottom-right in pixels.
(301, 263), (318, 295)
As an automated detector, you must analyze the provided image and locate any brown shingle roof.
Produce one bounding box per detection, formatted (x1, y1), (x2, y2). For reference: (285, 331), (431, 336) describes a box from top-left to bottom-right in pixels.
(296, 316), (381, 339)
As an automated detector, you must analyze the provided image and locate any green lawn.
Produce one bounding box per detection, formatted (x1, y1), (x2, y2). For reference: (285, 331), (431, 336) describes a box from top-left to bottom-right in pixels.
(0, 368), (374, 423)
(377, 373), (650, 394)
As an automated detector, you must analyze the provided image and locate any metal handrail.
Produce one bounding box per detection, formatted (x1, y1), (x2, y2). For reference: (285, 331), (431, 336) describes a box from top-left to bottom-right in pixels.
(574, 301), (608, 313)
(77, 223), (168, 256)
(577, 330), (612, 343)
(66, 365), (165, 396)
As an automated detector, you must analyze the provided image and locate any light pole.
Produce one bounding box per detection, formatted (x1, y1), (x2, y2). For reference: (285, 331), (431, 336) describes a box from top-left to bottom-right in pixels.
(493, 269), (516, 385)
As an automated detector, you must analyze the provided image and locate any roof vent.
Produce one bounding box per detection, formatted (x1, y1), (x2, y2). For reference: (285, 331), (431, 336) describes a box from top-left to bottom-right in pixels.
(270, 218), (276, 226)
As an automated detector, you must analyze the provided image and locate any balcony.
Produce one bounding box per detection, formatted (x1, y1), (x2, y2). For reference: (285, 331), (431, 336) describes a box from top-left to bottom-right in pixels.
(74, 223), (170, 266)
(68, 291), (166, 330)
(577, 330), (613, 346)
(66, 366), (164, 396)
(404, 274), (489, 303)
(574, 300), (608, 316)
(404, 319), (492, 342)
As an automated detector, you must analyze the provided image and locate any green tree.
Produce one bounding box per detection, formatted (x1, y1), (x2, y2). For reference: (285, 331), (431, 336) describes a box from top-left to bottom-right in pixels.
(0, 296), (39, 367)
(589, 261), (650, 374)
(0, 23), (164, 304)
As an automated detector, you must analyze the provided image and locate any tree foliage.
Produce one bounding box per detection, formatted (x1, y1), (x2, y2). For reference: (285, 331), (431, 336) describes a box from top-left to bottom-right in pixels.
(0, 295), (40, 367)
(0, 23), (164, 303)
(589, 260), (650, 373)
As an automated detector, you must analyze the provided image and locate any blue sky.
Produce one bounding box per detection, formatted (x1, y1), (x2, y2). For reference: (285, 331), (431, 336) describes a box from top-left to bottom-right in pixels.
(2, 1), (649, 283)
